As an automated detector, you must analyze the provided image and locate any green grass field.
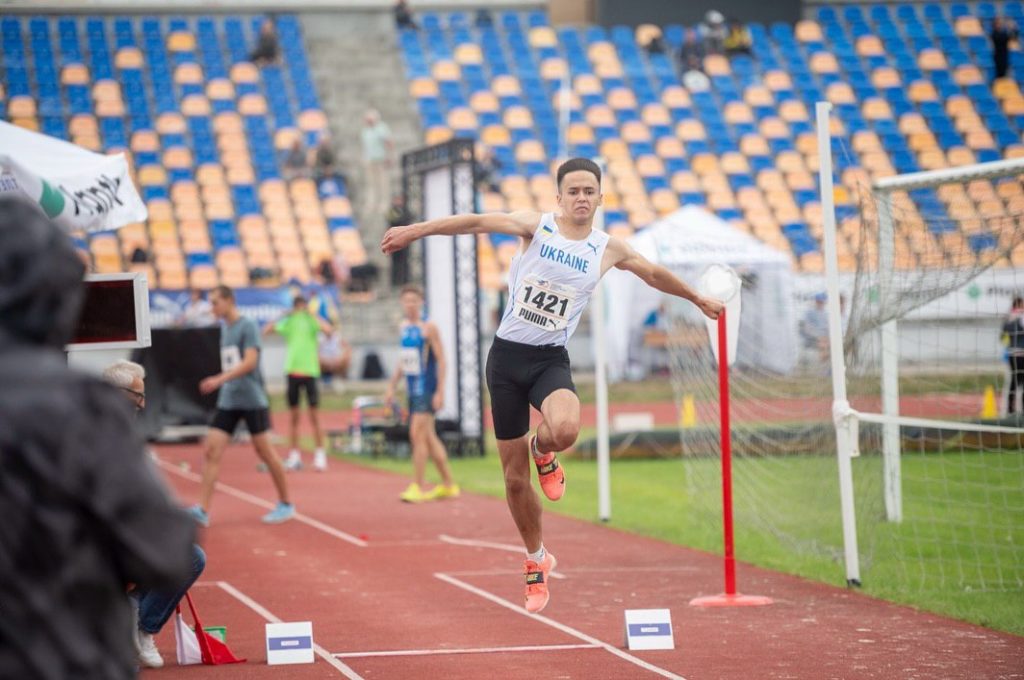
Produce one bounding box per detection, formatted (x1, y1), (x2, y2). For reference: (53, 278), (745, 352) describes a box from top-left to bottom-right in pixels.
(272, 374), (1022, 636)
(328, 442), (1023, 636)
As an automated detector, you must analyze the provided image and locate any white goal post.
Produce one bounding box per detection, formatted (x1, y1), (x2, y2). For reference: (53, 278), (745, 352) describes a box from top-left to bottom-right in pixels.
(815, 101), (1024, 586)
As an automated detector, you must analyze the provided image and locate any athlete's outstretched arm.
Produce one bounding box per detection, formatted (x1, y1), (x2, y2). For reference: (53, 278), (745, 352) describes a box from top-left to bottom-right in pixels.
(381, 210), (539, 254)
(607, 237), (724, 320)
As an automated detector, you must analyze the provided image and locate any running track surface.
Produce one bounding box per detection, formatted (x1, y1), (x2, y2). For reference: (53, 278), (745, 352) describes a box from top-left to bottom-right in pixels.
(142, 442), (1023, 680)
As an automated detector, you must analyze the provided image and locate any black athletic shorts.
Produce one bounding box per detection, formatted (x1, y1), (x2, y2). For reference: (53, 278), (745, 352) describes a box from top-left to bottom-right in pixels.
(210, 408), (271, 436)
(485, 336), (576, 440)
(286, 374), (319, 408)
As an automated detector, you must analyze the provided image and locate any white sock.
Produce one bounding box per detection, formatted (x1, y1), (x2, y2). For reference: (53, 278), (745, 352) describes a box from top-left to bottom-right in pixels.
(527, 545), (546, 563)
(531, 435), (547, 459)
(288, 449), (301, 459)
(314, 448), (325, 457)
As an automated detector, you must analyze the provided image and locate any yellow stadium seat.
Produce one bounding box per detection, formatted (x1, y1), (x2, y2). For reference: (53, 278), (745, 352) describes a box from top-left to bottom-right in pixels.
(567, 123), (594, 144)
(574, 73), (603, 97)
(826, 82), (855, 104)
(759, 117), (790, 140)
(993, 79), (1021, 100)
(945, 94), (974, 116)
(409, 77), (439, 99)
(492, 75), (521, 97)
(675, 119), (707, 141)
(721, 152), (750, 175)
(273, 127), (300, 151)
(454, 43), (482, 65)
(181, 95), (211, 117)
(213, 111), (243, 134)
(621, 121), (651, 142)
(852, 131), (882, 152)
(655, 137), (685, 159)
(529, 26), (557, 48)
(69, 114), (97, 136)
(594, 59), (624, 79)
(95, 99), (125, 117)
(776, 151), (805, 173)
(92, 80), (121, 103)
(9, 96), (36, 118)
(447, 107), (478, 132)
(741, 134), (771, 156)
(12, 117), (39, 131)
(908, 80), (938, 102)
(469, 91), (499, 113)
(584, 105), (616, 128)
(918, 49), (948, 70)
(230, 62), (259, 84)
(504, 106), (534, 129)
(703, 54), (731, 76)
(779, 100), (809, 122)
(217, 132), (248, 153)
(156, 112), (186, 134)
(966, 130), (996, 150)
(795, 132), (818, 156)
(608, 88), (638, 111)
(724, 101), (753, 124)
(661, 85), (692, 109)
(636, 155), (665, 177)
(540, 58), (567, 81)
(764, 70), (794, 92)
(137, 165), (168, 186)
(810, 52), (839, 74)
(167, 31), (196, 52)
(432, 60), (461, 81)
(954, 16), (984, 37)
(206, 78), (235, 102)
(61, 63), (90, 85)
(635, 23), (662, 45)
(651, 189), (680, 214)
(953, 65), (984, 86)
(115, 47), (143, 70)
(856, 35), (885, 56)
(862, 98), (893, 120)
(174, 63), (204, 85)
(795, 20), (823, 43)
(691, 153), (720, 176)
(587, 41), (616, 62)
(744, 85), (774, 108)
(162, 147), (193, 169)
(515, 140), (546, 163)
(238, 94), (268, 116)
(424, 127), (453, 145)
(670, 170), (700, 193)
(898, 112), (929, 135)
(871, 67), (901, 90)
(298, 109), (327, 132)
(480, 124), (511, 146)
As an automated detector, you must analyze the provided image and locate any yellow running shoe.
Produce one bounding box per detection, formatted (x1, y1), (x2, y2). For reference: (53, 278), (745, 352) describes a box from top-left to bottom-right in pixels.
(399, 482), (430, 503)
(427, 483), (461, 500)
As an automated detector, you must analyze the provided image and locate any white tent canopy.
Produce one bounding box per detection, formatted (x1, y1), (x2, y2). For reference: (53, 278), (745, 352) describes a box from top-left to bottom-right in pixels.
(604, 205), (799, 380)
(0, 120), (146, 233)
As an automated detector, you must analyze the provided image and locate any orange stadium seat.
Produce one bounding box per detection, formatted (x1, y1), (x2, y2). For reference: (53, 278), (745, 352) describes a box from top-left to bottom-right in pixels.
(115, 47), (143, 70)
(795, 20), (823, 43)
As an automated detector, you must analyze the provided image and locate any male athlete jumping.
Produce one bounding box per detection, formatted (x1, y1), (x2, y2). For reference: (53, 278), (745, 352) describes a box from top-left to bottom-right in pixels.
(382, 158), (722, 612)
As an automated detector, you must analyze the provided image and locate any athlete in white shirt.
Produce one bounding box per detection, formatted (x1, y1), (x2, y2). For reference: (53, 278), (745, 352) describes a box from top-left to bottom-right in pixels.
(382, 158), (722, 612)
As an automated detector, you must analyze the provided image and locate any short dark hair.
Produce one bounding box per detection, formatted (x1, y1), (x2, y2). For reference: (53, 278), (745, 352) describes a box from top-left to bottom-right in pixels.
(556, 158), (601, 190)
(293, 295), (307, 307)
(1013, 295), (1023, 308)
(400, 284), (424, 298)
(211, 284), (234, 301)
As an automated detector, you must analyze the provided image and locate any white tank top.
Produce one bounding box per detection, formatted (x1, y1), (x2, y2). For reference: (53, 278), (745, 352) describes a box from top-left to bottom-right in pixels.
(496, 213), (610, 347)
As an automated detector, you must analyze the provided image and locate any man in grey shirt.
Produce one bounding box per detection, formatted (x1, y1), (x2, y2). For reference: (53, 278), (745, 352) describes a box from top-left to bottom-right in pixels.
(188, 285), (294, 526)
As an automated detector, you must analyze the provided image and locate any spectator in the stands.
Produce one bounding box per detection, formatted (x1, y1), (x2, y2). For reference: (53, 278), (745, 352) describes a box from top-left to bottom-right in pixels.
(474, 8), (493, 28)
(724, 19), (753, 57)
(130, 244), (151, 265)
(249, 20), (280, 66)
(682, 55), (711, 92)
(699, 10), (727, 56)
(678, 28), (706, 71)
(642, 32), (668, 56)
(395, 0), (417, 30)
(177, 288), (215, 328)
(475, 145), (502, 193)
(991, 17), (1019, 81)
(312, 133), (341, 185)
(283, 139), (311, 181)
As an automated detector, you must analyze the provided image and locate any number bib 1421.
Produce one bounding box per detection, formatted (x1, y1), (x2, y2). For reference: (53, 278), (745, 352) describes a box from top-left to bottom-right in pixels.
(515, 275), (578, 331)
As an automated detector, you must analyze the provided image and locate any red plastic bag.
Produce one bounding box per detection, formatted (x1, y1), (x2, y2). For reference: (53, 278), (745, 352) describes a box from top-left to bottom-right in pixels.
(182, 591), (246, 665)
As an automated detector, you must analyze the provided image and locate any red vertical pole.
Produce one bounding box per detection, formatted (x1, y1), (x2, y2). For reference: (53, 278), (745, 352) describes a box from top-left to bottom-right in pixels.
(718, 311), (737, 596)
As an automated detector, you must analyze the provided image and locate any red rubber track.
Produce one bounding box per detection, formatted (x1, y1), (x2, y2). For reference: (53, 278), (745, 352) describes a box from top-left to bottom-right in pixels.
(142, 441), (1022, 680)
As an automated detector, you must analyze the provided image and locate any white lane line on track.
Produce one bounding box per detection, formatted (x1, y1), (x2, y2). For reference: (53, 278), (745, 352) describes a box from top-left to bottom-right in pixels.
(439, 533), (566, 579)
(156, 459), (368, 547)
(333, 643), (600, 658)
(434, 573), (686, 680)
(214, 581), (365, 679)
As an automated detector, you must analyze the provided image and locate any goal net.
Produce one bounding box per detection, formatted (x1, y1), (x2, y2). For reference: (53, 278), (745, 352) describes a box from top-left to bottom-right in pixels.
(662, 115), (1024, 627)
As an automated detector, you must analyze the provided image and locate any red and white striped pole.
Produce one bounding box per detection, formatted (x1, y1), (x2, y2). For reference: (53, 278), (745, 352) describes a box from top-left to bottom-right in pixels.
(690, 309), (772, 607)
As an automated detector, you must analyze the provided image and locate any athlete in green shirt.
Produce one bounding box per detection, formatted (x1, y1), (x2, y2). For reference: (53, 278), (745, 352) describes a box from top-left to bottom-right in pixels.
(263, 295), (334, 471)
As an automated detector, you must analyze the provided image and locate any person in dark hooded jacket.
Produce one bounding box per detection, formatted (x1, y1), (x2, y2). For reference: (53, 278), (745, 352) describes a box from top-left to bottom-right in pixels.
(0, 196), (197, 679)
